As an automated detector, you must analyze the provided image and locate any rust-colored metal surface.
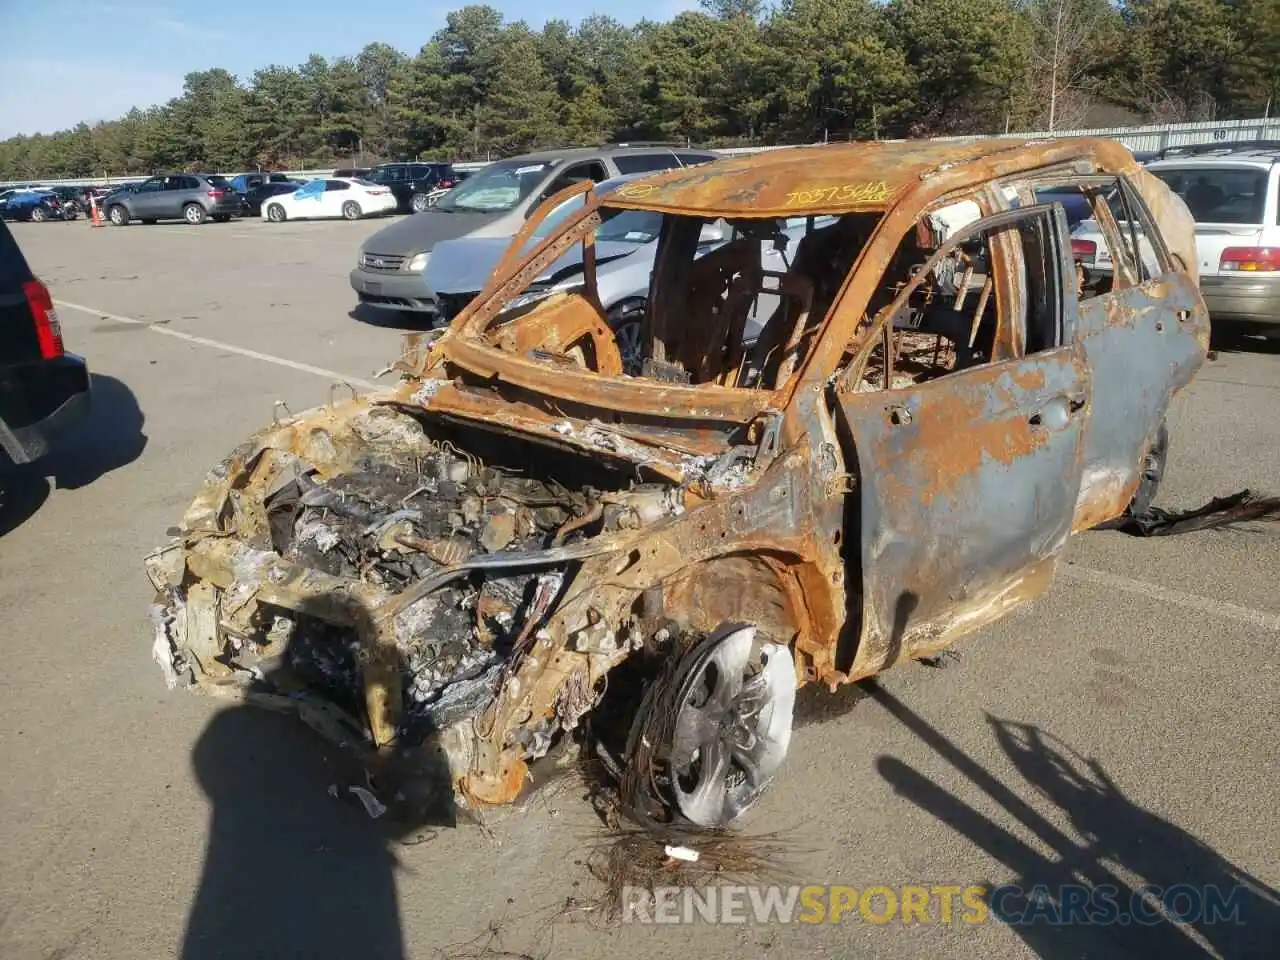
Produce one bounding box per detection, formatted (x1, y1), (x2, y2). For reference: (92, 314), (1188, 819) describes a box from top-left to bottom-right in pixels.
(147, 136), (1208, 824)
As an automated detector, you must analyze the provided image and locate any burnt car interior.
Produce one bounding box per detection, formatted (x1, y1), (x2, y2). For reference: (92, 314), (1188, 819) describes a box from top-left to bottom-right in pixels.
(465, 187), (1086, 401)
(470, 202), (887, 391)
(821, 199), (1071, 393)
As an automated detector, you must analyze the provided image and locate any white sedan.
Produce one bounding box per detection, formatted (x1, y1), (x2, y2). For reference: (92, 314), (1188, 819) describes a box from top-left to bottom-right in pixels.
(261, 178), (397, 222)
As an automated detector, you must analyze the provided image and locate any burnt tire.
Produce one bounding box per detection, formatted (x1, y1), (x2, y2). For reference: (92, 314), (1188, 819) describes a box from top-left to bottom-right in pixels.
(342, 200), (362, 221)
(108, 205), (129, 226)
(622, 623), (794, 828)
(183, 203), (207, 225)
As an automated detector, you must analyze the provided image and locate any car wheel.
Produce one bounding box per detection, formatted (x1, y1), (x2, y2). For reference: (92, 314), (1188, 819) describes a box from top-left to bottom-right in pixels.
(607, 300), (646, 376)
(266, 203), (287, 223)
(29, 206), (47, 222)
(622, 623), (795, 828)
(183, 203), (207, 225)
(108, 205), (129, 226)
(63, 206), (79, 221)
(411, 192), (430, 213)
(342, 201), (362, 221)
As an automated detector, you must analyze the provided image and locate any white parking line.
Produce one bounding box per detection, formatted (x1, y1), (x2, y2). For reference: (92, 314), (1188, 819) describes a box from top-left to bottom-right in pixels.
(1060, 562), (1280, 631)
(54, 298), (381, 390)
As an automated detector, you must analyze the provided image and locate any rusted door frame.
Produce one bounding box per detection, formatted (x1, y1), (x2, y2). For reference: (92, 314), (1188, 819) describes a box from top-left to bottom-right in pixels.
(831, 202), (1089, 678)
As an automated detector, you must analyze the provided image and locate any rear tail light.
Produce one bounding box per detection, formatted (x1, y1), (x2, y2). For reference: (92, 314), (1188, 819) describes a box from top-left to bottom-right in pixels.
(1071, 238), (1097, 263)
(22, 279), (63, 359)
(208, 188), (225, 199)
(1219, 247), (1280, 272)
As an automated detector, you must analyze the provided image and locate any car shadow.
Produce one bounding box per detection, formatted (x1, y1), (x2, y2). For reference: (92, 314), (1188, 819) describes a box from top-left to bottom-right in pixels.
(1209, 321), (1280, 356)
(871, 684), (1279, 958)
(0, 372), (146, 535)
(348, 303), (439, 331)
(183, 591), (457, 960)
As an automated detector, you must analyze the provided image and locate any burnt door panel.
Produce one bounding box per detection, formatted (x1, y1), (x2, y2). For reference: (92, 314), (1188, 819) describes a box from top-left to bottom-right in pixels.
(1071, 271), (1207, 530)
(835, 345), (1089, 675)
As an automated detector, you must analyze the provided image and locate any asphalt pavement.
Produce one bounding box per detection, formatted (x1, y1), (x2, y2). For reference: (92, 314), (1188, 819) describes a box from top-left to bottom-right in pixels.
(0, 215), (1276, 960)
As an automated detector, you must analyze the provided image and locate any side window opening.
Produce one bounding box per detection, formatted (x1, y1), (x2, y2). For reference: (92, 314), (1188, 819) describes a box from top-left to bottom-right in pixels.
(1110, 179), (1170, 282)
(1018, 176), (1169, 302)
(839, 203), (1067, 395)
(541, 161), (608, 201)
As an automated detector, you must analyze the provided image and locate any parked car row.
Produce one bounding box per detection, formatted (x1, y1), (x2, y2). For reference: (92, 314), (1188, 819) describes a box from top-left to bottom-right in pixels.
(349, 144), (719, 313)
(0, 188), (80, 222)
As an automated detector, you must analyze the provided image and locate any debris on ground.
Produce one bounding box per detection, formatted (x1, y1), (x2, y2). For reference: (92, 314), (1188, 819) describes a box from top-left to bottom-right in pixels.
(1101, 489), (1280, 536)
(583, 824), (802, 923)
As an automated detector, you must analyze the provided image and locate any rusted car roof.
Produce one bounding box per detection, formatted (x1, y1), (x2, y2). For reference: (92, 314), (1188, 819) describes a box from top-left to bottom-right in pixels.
(607, 137), (1137, 217)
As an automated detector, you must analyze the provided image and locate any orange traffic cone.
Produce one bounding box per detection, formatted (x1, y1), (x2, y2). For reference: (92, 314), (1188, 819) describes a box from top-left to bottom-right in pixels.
(90, 195), (104, 227)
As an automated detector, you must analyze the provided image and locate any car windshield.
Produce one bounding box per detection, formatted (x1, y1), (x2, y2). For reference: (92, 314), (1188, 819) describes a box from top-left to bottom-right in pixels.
(437, 159), (558, 213)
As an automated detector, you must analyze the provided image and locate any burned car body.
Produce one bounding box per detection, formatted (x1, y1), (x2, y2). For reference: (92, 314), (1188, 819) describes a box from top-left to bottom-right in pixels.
(148, 138), (1209, 828)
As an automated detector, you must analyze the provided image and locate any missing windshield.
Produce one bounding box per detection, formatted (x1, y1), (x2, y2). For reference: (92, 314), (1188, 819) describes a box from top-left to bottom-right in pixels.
(467, 207), (879, 391)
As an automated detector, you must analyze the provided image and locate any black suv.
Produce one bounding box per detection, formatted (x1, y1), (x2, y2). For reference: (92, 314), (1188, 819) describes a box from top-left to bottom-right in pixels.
(0, 220), (90, 465)
(365, 162), (457, 213)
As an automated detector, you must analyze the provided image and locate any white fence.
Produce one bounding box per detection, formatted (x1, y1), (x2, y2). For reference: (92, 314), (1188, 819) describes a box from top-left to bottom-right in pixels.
(931, 116), (1280, 154)
(4, 116), (1276, 189)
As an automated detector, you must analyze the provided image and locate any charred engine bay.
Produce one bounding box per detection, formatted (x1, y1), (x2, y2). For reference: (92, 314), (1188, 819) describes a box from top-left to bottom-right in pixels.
(232, 408), (682, 741)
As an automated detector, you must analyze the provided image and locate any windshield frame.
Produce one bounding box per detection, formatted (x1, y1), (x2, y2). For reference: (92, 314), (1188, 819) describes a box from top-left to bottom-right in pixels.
(439, 180), (888, 421)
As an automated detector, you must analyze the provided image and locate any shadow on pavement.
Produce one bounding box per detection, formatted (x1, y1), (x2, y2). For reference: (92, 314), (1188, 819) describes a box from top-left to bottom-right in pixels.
(349, 303), (438, 331)
(872, 684), (1279, 958)
(183, 592), (459, 960)
(1209, 321), (1280, 356)
(0, 372), (146, 535)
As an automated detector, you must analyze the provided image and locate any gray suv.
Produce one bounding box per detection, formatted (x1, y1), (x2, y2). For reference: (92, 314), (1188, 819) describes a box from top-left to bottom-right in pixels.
(104, 174), (244, 226)
(348, 144), (717, 314)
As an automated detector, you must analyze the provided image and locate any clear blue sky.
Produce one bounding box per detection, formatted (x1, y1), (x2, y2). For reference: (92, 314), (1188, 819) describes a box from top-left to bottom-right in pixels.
(0, 0), (697, 139)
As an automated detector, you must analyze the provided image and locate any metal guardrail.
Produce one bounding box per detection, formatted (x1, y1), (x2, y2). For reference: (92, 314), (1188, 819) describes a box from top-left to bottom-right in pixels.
(930, 116), (1280, 154)
(4, 117), (1275, 189)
